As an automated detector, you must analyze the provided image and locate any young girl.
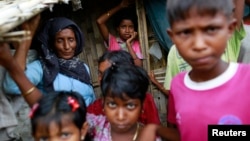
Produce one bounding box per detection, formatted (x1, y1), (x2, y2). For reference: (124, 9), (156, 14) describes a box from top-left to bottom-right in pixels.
(87, 50), (161, 125)
(30, 91), (90, 141)
(96, 0), (143, 67)
(87, 63), (161, 141)
(139, 0), (250, 141)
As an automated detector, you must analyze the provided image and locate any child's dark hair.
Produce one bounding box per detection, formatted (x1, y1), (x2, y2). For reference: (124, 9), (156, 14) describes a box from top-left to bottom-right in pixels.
(101, 64), (149, 102)
(98, 50), (134, 65)
(30, 91), (90, 140)
(113, 7), (138, 31)
(166, 0), (234, 26)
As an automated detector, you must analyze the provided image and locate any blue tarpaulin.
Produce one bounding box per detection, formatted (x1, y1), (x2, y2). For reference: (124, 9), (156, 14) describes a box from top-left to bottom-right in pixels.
(144, 0), (173, 53)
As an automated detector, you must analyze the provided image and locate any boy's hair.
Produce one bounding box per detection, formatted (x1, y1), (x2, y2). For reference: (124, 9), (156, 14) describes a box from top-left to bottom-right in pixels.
(98, 50), (134, 65)
(113, 7), (138, 31)
(31, 91), (88, 137)
(167, 0), (234, 26)
(101, 64), (149, 102)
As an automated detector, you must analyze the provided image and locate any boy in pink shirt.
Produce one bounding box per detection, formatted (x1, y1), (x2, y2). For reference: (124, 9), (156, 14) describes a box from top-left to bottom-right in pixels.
(138, 0), (250, 141)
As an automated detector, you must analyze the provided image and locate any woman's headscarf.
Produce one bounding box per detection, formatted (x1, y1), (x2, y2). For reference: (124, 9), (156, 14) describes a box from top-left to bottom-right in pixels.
(36, 17), (91, 92)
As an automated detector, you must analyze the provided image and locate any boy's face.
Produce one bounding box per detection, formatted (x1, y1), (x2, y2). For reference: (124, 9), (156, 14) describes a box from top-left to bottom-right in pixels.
(168, 9), (235, 71)
(103, 93), (141, 134)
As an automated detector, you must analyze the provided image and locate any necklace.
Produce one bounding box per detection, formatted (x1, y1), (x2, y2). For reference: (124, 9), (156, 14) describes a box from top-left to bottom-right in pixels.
(111, 123), (140, 141)
(132, 123), (140, 141)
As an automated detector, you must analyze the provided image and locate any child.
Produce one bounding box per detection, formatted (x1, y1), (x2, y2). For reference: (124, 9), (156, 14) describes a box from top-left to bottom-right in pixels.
(87, 63), (161, 141)
(96, 0), (143, 67)
(139, 0), (250, 141)
(163, 0), (245, 94)
(30, 91), (90, 141)
(87, 50), (161, 125)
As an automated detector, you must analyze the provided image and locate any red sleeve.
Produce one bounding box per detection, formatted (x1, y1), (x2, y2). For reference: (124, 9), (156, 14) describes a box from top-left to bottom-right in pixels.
(139, 93), (161, 125)
(87, 99), (104, 115)
(167, 91), (176, 124)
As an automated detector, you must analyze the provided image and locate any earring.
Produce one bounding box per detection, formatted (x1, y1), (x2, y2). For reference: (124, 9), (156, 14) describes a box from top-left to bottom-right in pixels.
(81, 136), (85, 141)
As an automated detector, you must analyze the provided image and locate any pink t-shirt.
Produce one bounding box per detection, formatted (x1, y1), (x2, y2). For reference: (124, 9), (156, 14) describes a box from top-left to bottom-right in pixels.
(168, 63), (250, 141)
(107, 34), (143, 59)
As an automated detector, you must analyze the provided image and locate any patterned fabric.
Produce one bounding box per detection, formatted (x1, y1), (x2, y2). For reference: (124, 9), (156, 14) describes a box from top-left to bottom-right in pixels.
(107, 34), (143, 59)
(36, 17), (91, 91)
(87, 113), (162, 141)
(87, 93), (161, 125)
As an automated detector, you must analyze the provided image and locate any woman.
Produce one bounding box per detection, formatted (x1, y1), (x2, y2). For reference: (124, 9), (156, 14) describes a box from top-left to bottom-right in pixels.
(3, 17), (95, 106)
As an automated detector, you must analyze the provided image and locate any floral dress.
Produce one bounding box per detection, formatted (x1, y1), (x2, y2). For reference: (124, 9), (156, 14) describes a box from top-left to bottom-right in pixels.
(87, 113), (162, 141)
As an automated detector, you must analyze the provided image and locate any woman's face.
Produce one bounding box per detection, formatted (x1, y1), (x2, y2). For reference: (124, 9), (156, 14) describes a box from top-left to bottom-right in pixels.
(54, 28), (77, 59)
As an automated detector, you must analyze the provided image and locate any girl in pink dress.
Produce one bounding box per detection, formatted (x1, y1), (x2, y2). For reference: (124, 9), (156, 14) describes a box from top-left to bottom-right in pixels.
(96, 0), (143, 67)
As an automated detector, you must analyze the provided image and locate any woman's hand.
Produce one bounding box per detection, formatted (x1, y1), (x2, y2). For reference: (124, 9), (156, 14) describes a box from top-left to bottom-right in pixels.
(0, 43), (13, 68)
(21, 14), (40, 37)
(12, 14), (40, 50)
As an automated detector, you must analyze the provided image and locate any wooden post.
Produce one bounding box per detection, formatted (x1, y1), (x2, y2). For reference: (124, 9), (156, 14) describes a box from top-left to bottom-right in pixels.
(136, 0), (153, 93)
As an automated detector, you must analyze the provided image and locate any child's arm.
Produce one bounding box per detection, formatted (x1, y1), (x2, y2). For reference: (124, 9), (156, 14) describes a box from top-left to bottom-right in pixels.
(96, 0), (131, 44)
(149, 71), (169, 97)
(233, 0), (245, 29)
(138, 124), (180, 141)
(126, 31), (143, 66)
(0, 43), (42, 107)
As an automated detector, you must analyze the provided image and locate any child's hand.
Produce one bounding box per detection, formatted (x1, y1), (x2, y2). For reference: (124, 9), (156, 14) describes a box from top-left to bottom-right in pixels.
(148, 71), (158, 85)
(138, 124), (158, 141)
(0, 43), (13, 68)
(126, 31), (137, 44)
(120, 0), (135, 8)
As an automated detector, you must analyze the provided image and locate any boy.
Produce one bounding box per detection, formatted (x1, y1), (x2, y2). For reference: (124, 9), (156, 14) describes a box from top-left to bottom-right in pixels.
(138, 0), (250, 141)
(163, 0), (245, 94)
